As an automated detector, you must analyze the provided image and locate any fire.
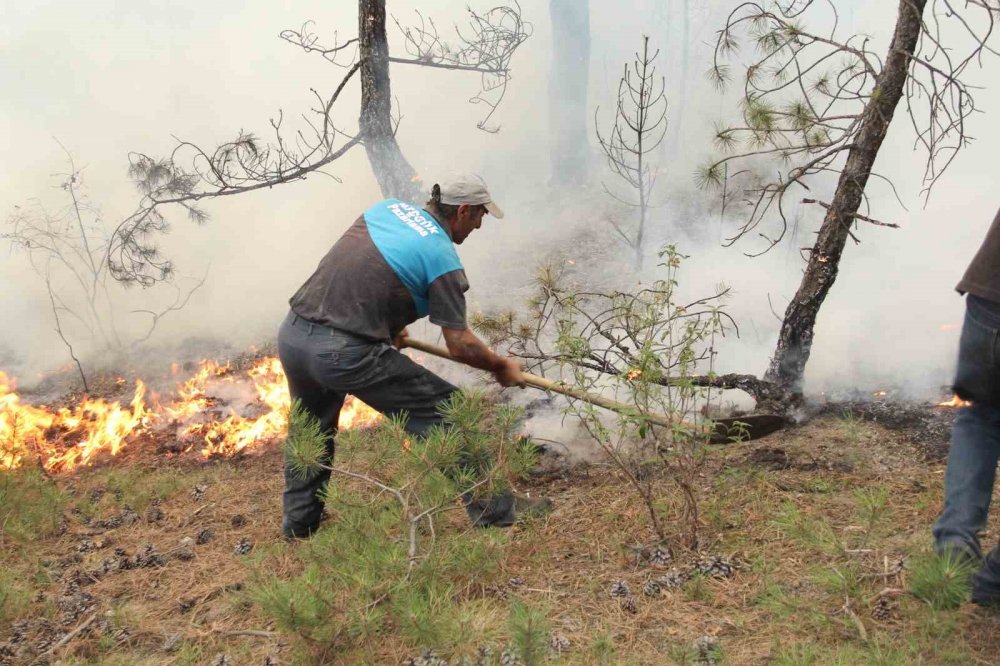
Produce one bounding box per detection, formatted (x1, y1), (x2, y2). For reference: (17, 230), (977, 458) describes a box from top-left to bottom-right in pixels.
(938, 394), (972, 408)
(1, 372), (150, 472)
(0, 356), (382, 473)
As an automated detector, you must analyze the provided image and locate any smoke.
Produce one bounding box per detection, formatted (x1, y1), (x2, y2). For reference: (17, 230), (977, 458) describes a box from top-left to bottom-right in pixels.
(1, 0), (997, 405)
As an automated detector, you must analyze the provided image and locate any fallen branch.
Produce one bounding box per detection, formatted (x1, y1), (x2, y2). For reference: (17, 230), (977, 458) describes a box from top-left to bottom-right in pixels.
(219, 629), (278, 638)
(30, 612), (97, 665)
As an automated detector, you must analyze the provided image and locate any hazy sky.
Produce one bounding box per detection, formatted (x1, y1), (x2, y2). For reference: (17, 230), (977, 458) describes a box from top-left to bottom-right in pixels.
(2, 0), (998, 396)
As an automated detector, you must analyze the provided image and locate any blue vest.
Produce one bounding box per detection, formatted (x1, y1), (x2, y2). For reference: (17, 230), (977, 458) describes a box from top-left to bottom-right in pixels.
(363, 199), (464, 317)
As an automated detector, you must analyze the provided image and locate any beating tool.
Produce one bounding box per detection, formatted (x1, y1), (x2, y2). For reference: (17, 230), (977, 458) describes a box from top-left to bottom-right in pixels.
(401, 337), (785, 443)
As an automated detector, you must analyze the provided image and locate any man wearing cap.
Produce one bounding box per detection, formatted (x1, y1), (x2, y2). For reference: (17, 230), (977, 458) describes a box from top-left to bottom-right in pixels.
(277, 174), (551, 538)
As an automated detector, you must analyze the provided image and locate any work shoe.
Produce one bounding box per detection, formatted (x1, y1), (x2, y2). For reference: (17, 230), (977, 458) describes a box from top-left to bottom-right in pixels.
(971, 546), (1000, 607)
(281, 508), (330, 540)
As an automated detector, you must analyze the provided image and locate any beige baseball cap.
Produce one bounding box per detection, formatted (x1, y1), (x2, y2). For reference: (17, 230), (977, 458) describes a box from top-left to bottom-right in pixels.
(437, 173), (505, 219)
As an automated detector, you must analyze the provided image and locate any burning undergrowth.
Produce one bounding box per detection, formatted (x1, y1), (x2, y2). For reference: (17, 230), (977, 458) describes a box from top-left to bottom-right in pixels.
(0, 349), (383, 474)
(813, 388), (967, 461)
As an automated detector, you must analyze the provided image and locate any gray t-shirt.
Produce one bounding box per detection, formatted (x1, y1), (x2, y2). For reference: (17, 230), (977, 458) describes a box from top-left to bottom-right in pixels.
(289, 213), (469, 341)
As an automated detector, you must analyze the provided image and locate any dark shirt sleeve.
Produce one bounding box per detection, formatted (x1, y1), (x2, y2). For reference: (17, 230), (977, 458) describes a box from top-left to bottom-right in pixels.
(428, 269), (469, 329)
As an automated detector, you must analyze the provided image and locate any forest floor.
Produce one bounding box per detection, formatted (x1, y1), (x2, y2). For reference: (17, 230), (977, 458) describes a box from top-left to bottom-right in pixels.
(2, 390), (999, 665)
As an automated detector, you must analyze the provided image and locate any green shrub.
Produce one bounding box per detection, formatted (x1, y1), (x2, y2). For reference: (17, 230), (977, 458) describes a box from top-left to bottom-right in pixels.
(251, 392), (530, 656)
(508, 601), (549, 666)
(909, 549), (976, 610)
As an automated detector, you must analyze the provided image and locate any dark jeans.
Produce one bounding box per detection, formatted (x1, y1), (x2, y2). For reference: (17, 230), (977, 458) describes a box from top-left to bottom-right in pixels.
(933, 295), (1000, 597)
(277, 311), (514, 537)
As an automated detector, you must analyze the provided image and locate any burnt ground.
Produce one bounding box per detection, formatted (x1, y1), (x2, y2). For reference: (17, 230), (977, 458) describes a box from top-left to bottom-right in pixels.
(816, 396), (958, 461)
(2, 401), (999, 665)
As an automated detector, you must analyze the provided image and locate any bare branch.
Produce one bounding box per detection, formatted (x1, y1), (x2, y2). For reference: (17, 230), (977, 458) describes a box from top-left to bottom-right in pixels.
(391, 2), (532, 132)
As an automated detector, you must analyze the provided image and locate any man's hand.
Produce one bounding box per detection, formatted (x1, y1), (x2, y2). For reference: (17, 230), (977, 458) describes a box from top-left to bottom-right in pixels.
(441, 327), (526, 388)
(392, 327), (409, 350)
(494, 358), (527, 388)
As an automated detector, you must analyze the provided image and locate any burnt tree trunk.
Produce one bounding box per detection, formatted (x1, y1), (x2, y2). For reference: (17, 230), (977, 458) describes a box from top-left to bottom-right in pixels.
(359, 0), (422, 202)
(764, 0), (927, 391)
(549, 0), (591, 187)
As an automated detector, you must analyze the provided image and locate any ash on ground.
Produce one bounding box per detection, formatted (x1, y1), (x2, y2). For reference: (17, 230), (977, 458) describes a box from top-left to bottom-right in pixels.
(814, 389), (958, 460)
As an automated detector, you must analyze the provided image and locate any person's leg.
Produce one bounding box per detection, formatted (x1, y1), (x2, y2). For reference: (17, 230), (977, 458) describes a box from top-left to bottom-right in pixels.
(933, 403), (1000, 559)
(349, 345), (518, 526)
(933, 295), (1000, 560)
(278, 314), (345, 538)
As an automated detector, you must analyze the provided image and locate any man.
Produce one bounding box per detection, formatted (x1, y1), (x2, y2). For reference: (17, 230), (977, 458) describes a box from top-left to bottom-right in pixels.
(933, 206), (1000, 606)
(277, 173), (550, 538)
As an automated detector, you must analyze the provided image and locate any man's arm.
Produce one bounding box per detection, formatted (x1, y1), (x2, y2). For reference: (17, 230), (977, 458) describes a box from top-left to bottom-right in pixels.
(441, 327), (526, 388)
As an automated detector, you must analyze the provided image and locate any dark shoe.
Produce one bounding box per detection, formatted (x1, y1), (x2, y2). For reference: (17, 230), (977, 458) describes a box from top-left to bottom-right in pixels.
(282, 522), (319, 540)
(971, 548), (1000, 607)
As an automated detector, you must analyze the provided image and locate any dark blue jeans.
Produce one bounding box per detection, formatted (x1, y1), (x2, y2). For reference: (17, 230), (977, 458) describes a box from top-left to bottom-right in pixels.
(277, 311), (514, 537)
(933, 295), (1000, 599)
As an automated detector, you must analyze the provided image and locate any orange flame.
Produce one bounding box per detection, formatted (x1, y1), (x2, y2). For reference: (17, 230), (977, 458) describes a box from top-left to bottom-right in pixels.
(1, 356), (382, 473)
(938, 394), (972, 408)
(1, 372), (150, 472)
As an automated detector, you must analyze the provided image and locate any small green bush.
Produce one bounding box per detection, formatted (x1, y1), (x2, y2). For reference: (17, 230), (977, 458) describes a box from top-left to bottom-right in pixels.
(508, 601), (550, 666)
(251, 391), (530, 656)
(909, 549), (976, 610)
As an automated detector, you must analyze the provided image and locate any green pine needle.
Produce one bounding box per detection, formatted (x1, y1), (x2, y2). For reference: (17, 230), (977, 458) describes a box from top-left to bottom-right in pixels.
(910, 549), (978, 610)
(283, 400), (329, 481)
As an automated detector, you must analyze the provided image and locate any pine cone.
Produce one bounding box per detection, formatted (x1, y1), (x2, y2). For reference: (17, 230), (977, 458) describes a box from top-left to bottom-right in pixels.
(191, 484), (208, 501)
(642, 579), (662, 597)
(871, 595), (897, 622)
(549, 633), (571, 653)
(649, 546), (673, 566)
(609, 579), (630, 598)
(233, 537), (253, 556)
(655, 570), (687, 589)
(196, 528), (214, 545)
(402, 649), (448, 666)
(620, 595), (638, 614)
(209, 654), (233, 666)
(499, 649), (521, 666)
(690, 555), (737, 579)
(694, 635), (719, 665)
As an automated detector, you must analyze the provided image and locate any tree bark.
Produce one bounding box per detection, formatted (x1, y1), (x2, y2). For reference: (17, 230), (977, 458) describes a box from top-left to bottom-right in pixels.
(764, 0), (927, 391)
(358, 0), (422, 202)
(548, 0), (591, 187)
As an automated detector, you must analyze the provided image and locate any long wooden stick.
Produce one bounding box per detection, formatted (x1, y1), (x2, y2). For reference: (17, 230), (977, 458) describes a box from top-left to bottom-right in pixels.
(401, 338), (674, 429)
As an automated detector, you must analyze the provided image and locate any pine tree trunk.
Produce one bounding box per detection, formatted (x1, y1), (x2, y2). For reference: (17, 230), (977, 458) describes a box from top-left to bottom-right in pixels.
(548, 0), (590, 187)
(764, 0), (927, 390)
(358, 0), (421, 202)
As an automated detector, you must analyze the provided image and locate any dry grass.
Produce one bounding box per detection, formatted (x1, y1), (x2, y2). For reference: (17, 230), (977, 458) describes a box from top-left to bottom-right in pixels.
(2, 412), (999, 665)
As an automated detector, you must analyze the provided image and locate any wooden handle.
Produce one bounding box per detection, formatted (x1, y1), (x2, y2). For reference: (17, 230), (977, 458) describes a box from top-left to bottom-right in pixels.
(401, 337), (673, 429)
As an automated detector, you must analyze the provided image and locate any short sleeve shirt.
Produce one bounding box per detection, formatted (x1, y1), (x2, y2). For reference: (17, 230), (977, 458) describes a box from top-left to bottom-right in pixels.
(289, 200), (470, 340)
